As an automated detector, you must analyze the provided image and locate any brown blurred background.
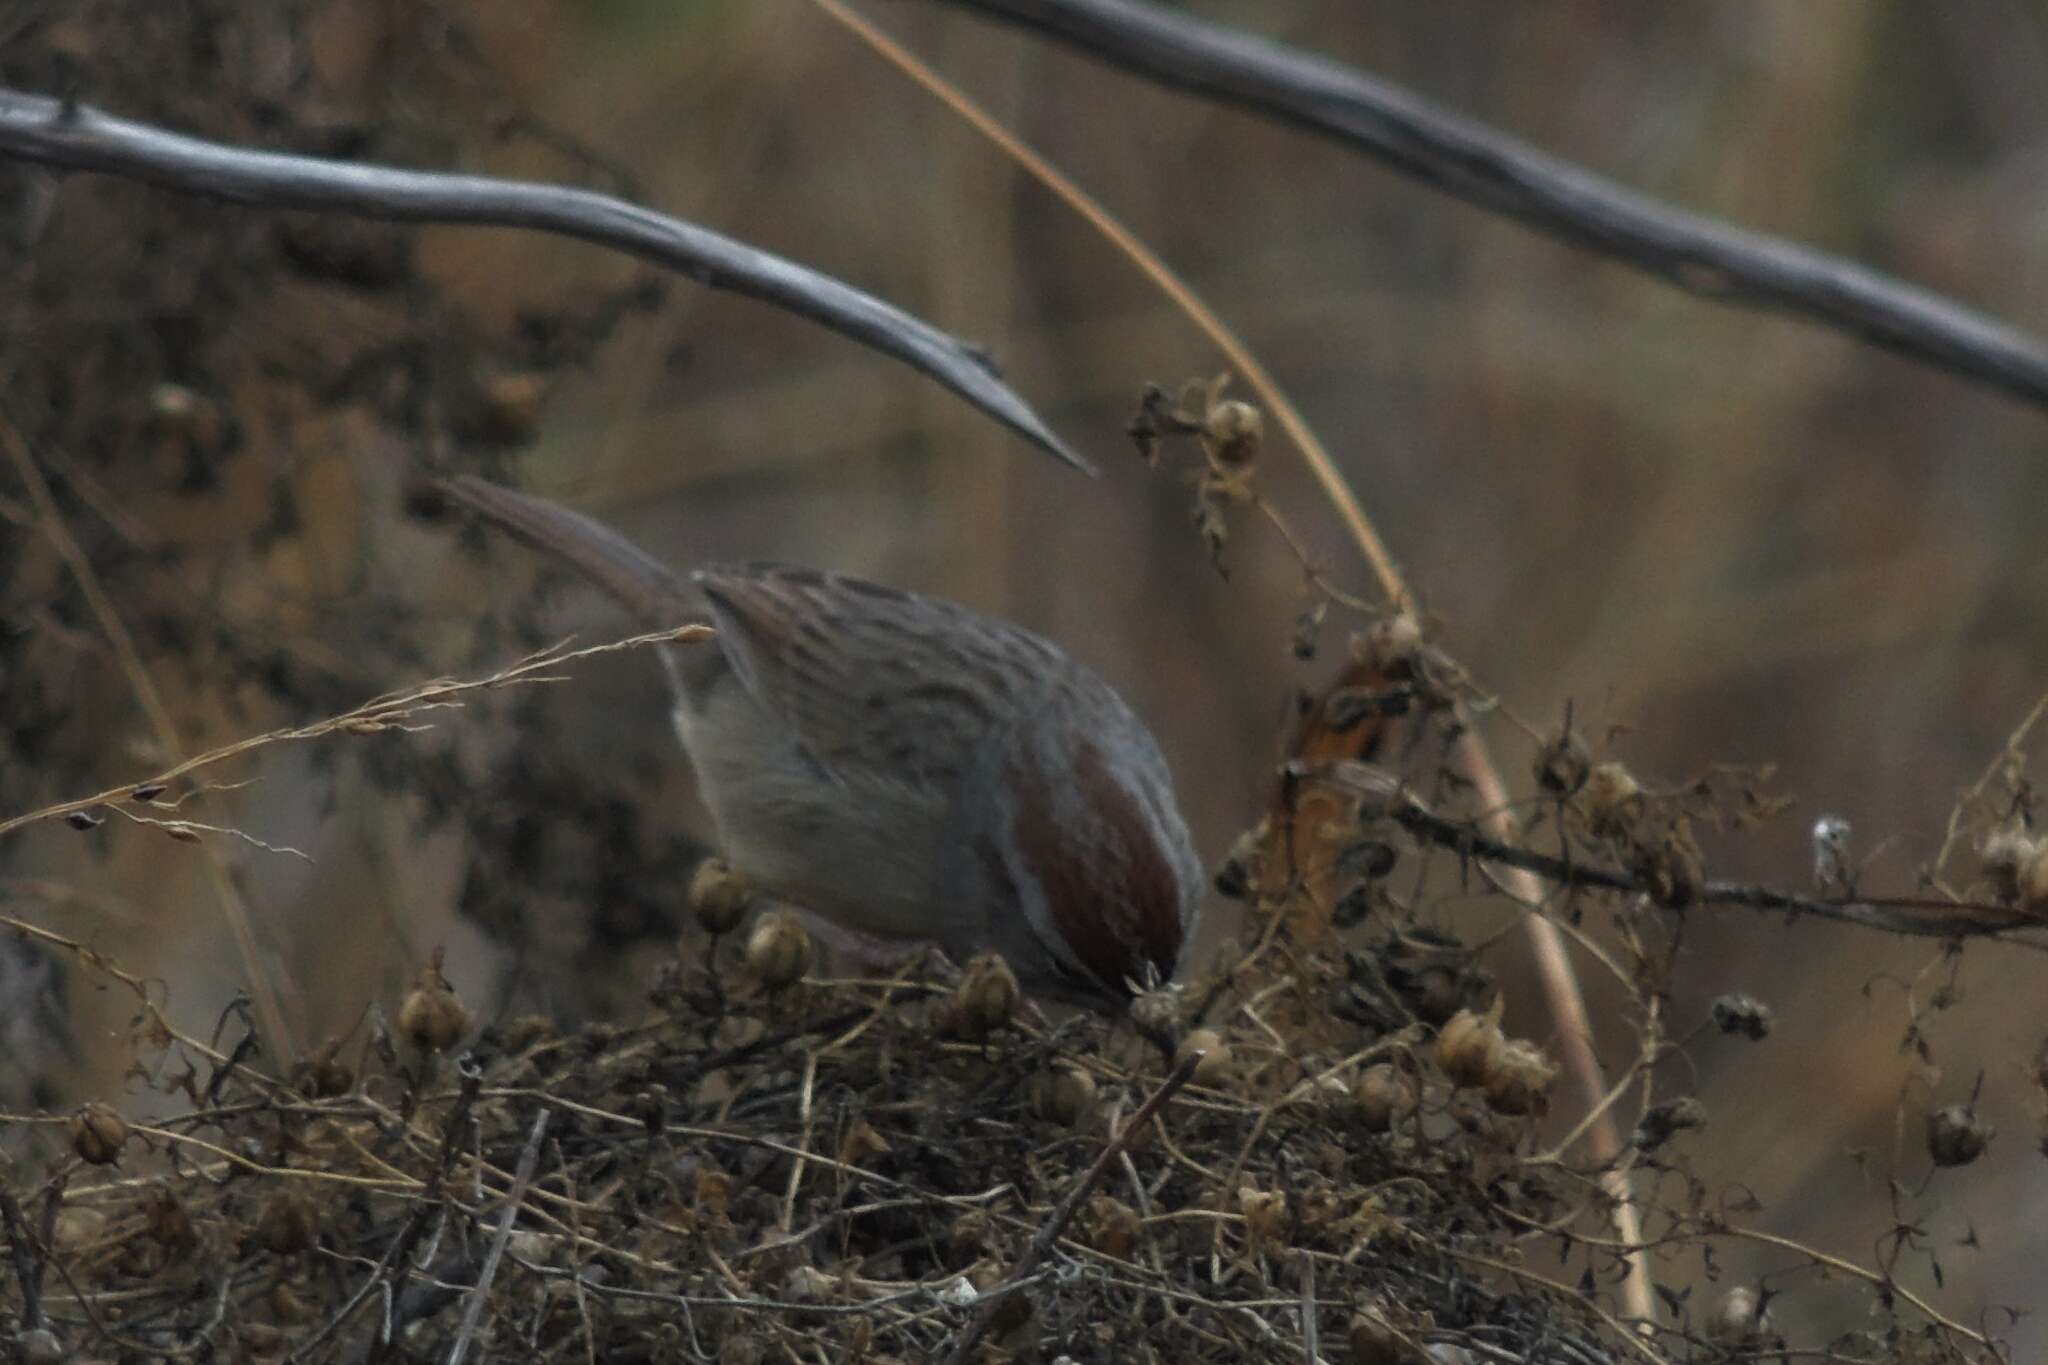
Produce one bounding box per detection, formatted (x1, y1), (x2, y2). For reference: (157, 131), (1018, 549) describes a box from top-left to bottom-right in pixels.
(5, 0), (2047, 1350)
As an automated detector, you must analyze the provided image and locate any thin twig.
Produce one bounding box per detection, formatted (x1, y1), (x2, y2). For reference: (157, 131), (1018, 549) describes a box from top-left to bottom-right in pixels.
(939, 1050), (1204, 1365)
(0, 625), (712, 842)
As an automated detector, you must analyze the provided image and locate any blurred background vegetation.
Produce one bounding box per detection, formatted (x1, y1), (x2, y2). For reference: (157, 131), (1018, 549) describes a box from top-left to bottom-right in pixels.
(4, 0), (2046, 1351)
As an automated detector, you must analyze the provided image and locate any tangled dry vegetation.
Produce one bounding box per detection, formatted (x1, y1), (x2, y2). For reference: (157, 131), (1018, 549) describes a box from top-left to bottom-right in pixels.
(2, 599), (2040, 1362)
(5, 5), (2047, 1363)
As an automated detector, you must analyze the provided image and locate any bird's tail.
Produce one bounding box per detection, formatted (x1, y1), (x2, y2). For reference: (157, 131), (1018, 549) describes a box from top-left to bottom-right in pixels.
(430, 474), (694, 624)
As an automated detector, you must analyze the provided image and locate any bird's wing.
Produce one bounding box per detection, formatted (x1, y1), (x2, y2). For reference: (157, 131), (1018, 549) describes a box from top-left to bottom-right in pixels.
(693, 564), (1064, 793)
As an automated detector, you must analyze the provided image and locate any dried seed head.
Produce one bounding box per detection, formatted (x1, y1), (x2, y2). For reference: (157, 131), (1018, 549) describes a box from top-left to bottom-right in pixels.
(1200, 398), (1263, 471)
(1534, 727), (1592, 797)
(1236, 1186), (1288, 1248)
(1581, 761), (1642, 837)
(1632, 1096), (1709, 1151)
(1214, 820), (1269, 900)
(1360, 614), (1423, 677)
(1711, 993), (1773, 1041)
(147, 1186), (196, 1253)
(945, 952), (1020, 1040)
(836, 1120), (892, 1167)
(255, 1194), (316, 1257)
(1401, 963), (1464, 1026)
(1811, 814), (1853, 893)
(1356, 1063), (1417, 1133)
(1436, 1000), (1506, 1089)
(1347, 1304), (1405, 1365)
(2023, 843), (2048, 914)
(1078, 1194), (1142, 1259)
(1031, 1066), (1099, 1127)
(50, 1208), (106, 1253)
(1483, 1039), (1557, 1117)
(1633, 820), (1705, 907)
(398, 948), (471, 1054)
(1980, 825), (2041, 903)
(687, 857), (755, 935)
(948, 1208), (993, 1258)
(1175, 1028), (1233, 1087)
(744, 910), (812, 990)
(289, 1055), (353, 1099)
(1705, 1285), (1766, 1348)
(68, 1103), (128, 1166)
(1292, 602), (1326, 660)
(1926, 1104), (1993, 1168)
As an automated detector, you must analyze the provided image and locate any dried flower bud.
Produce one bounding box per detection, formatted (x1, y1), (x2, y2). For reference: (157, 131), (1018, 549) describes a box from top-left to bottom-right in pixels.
(1030, 1066), (1099, 1127)
(1200, 398), (1263, 471)
(1926, 1104), (1992, 1168)
(1436, 1000), (1505, 1089)
(745, 910), (812, 990)
(1710, 993), (1773, 1040)
(1705, 1285), (1767, 1348)
(1534, 727), (1591, 797)
(944, 953), (1020, 1040)
(1078, 1194), (1142, 1259)
(1356, 1063), (1417, 1133)
(398, 949), (471, 1053)
(68, 1103), (128, 1166)
(64, 810), (103, 831)
(1484, 1039), (1557, 1116)
(1175, 1028), (1233, 1087)
(1581, 761), (1642, 837)
(688, 857), (755, 935)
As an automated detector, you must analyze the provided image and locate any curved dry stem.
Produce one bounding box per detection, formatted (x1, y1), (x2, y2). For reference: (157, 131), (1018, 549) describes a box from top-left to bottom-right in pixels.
(812, 0), (1644, 1320)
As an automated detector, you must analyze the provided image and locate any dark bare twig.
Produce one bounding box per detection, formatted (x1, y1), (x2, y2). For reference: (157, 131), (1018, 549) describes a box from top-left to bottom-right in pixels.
(286, 1058), (486, 1364)
(938, 0), (2048, 414)
(0, 87), (1088, 472)
(939, 1050), (1205, 1365)
(0, 1190), (44, 1335)
(1298, 759), (2045, 940)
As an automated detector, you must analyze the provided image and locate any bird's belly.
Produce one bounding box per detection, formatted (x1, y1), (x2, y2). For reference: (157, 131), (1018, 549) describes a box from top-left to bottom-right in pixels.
(676, 689), (955, 943)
